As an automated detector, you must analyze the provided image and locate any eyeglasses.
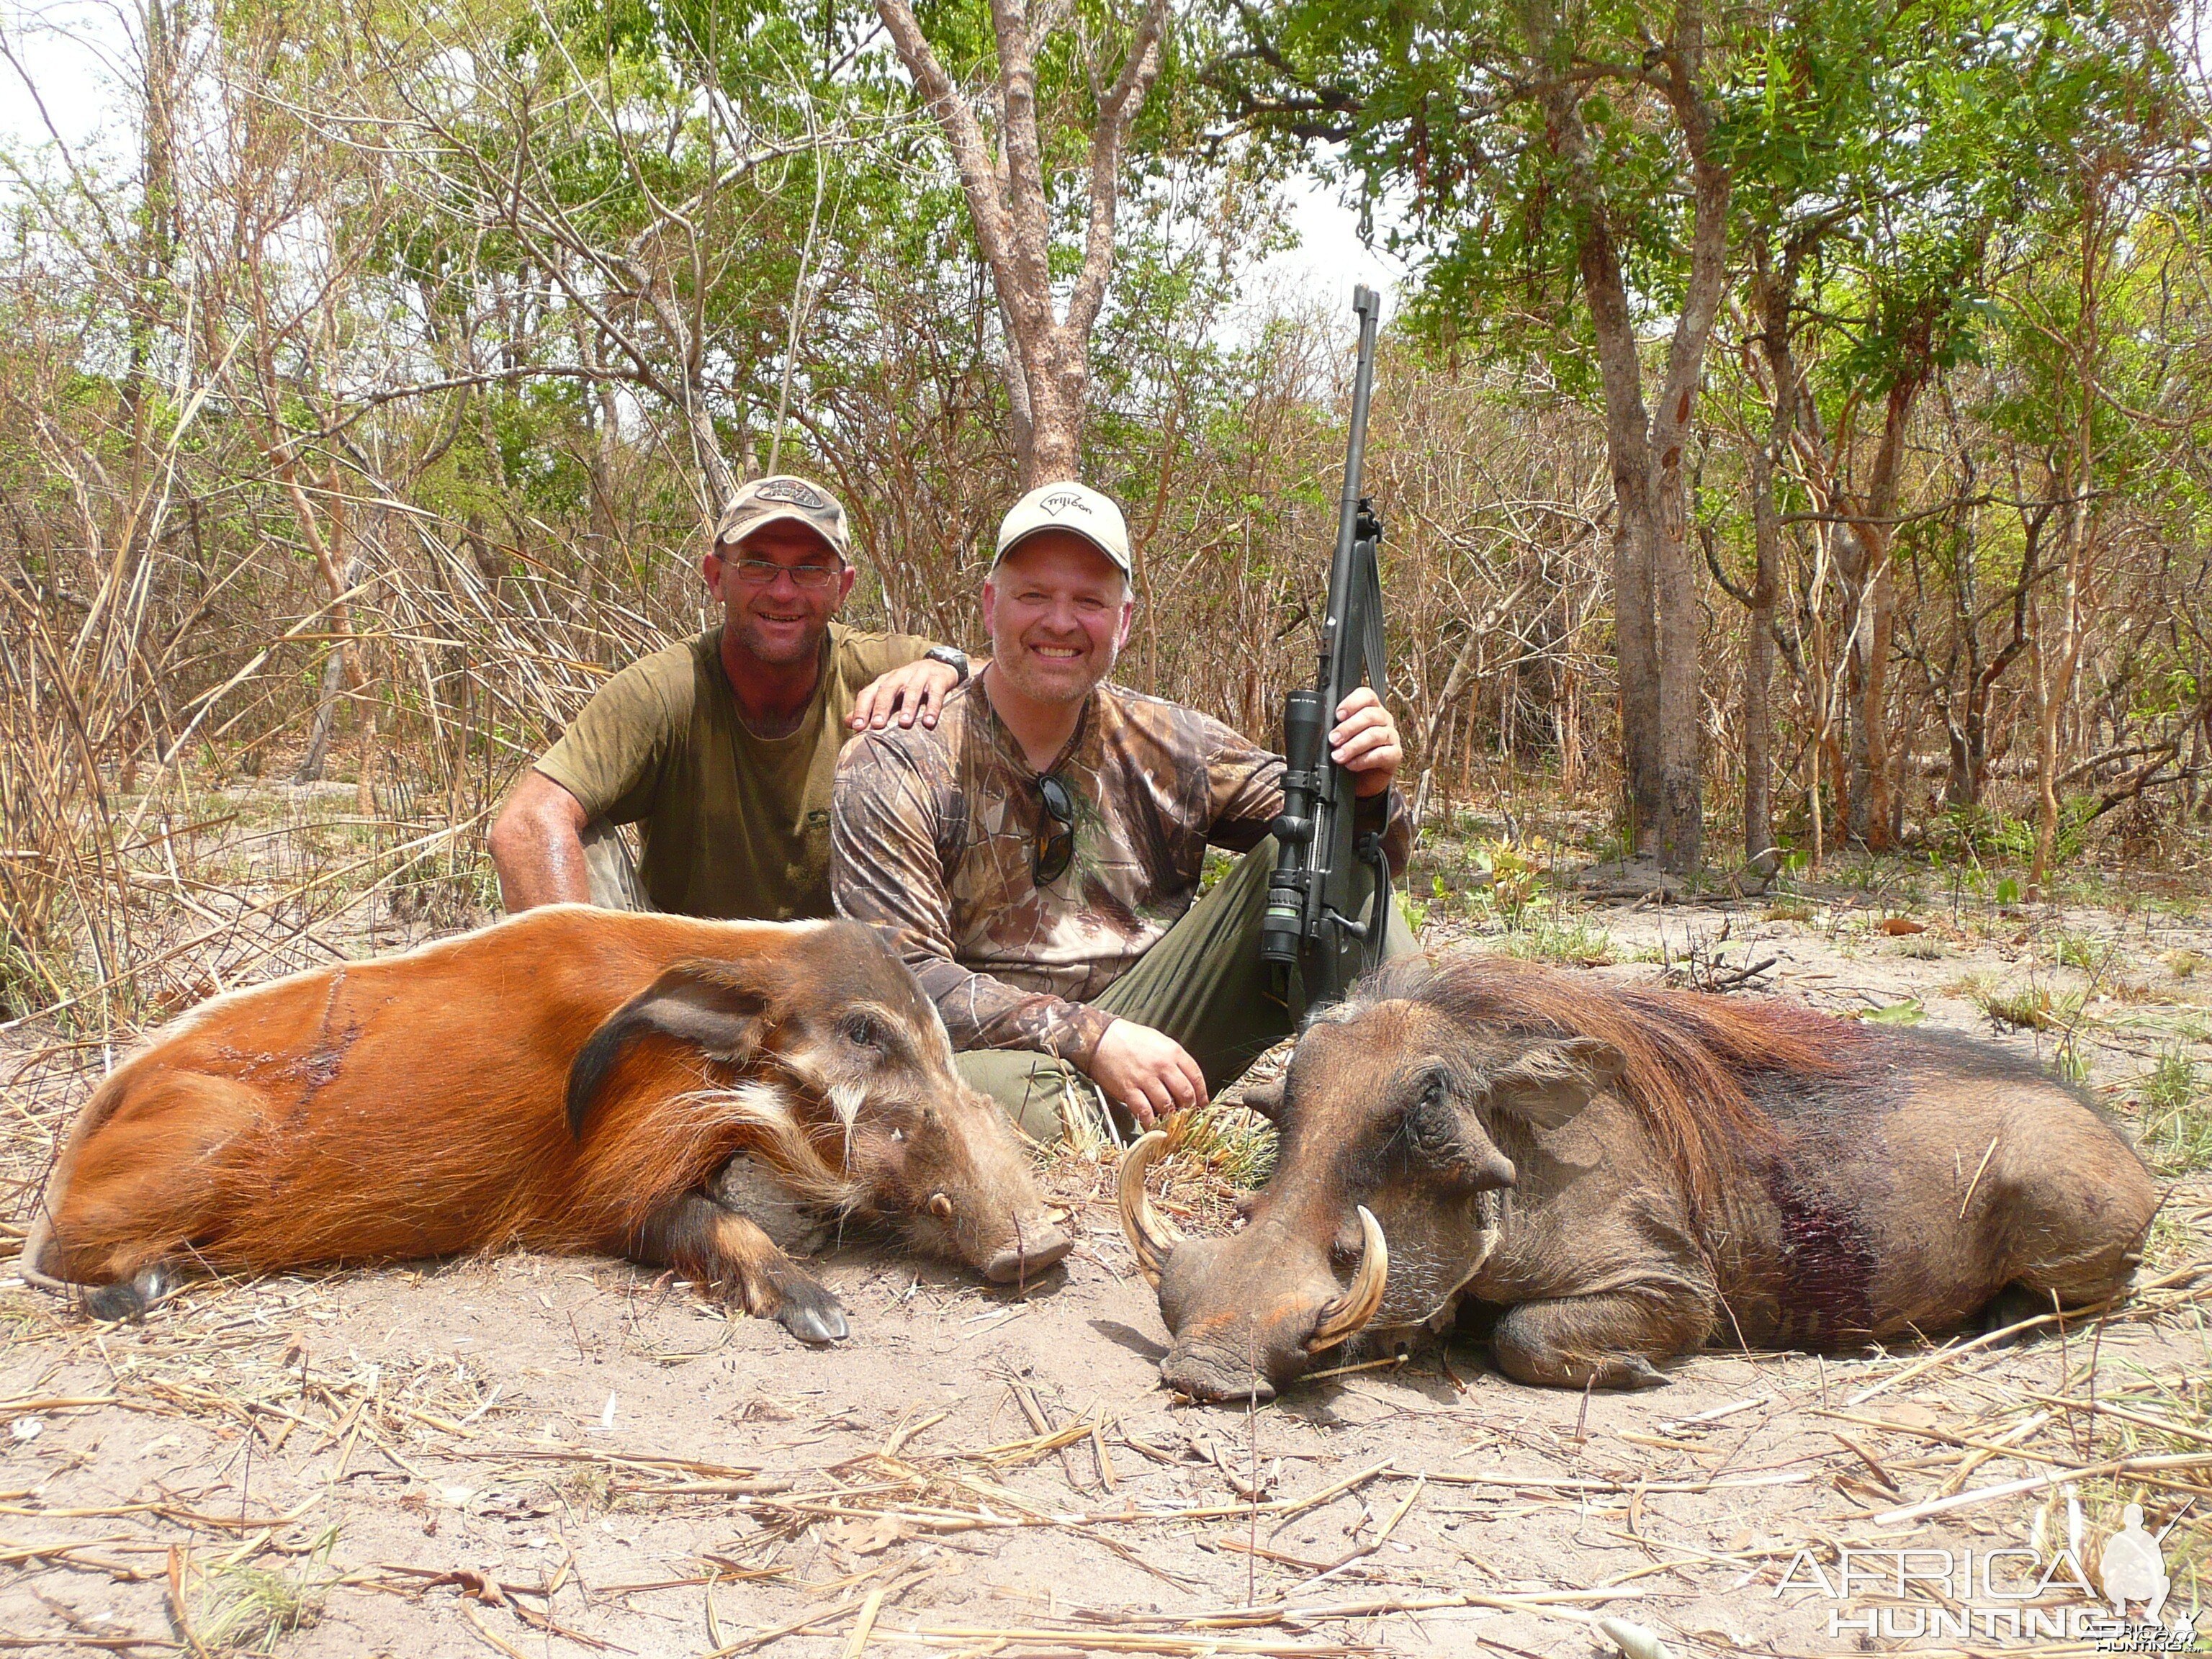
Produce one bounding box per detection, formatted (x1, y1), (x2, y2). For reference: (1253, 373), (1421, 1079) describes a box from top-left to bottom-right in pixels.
(1034, 773), (1076, 886)
(718, 557), (845, 590)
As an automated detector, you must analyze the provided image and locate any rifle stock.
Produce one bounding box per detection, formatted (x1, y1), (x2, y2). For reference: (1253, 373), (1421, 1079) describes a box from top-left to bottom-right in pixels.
(1259, 287), (1391, 1009)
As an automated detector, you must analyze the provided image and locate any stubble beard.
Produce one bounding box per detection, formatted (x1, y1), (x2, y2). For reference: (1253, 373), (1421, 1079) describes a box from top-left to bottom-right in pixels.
(992, 629), (1113, 709)
(728, 609), (829, 670)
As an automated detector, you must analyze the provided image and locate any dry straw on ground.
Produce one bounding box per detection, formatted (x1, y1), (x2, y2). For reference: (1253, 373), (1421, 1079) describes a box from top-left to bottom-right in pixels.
(3, 803), (2211, 1653)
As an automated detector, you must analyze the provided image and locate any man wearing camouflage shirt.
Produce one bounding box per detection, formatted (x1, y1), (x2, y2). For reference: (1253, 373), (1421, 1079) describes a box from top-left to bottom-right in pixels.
(831, 481), (1414, 1141)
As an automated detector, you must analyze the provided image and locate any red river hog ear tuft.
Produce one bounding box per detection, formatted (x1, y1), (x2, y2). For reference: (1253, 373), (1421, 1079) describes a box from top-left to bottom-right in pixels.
(567, 960), (779, 1138)
(1488, 1036), (1625, 1130)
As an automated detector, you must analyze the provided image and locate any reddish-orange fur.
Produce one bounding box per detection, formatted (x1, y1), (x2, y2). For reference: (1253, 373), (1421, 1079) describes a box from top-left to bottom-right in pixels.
(36, 907), (844, 1287)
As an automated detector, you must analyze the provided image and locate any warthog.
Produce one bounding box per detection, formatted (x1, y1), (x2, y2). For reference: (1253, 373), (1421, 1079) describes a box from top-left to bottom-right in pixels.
(25, 907), (1070, 1341)
(1121, 953), (2160, 1399)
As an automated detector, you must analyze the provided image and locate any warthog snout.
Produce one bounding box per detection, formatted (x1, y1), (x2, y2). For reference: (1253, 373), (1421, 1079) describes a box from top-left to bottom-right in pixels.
(1120, 1132), (1388, 1401)
(1117, 992), (1627, 1399)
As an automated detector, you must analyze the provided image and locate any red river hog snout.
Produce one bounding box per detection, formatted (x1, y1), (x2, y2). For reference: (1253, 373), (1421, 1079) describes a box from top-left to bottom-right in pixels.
(22, 907), (1071, 1343)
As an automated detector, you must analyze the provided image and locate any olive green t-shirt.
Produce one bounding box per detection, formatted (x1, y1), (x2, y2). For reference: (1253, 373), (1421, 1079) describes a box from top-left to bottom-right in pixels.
(535, 623), (932, 920)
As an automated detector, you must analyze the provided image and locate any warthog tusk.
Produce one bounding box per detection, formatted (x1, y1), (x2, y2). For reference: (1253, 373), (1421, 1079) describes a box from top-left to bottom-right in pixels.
(1116, 1131), (1184, 1287)
(1307, 1205), (1389, 1352)
(928, 1192), (954, 1219)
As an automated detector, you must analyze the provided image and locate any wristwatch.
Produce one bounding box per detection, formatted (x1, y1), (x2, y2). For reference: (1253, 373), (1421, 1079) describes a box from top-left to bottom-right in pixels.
(923, 644), (971, 685)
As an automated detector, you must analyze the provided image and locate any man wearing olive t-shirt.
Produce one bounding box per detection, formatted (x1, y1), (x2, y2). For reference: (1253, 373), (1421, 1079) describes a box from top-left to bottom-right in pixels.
(488, 475), (969, 920)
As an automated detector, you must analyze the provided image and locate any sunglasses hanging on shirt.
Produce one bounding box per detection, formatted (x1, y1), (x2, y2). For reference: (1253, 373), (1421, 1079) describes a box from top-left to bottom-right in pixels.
(1033, 773), (1076, 886)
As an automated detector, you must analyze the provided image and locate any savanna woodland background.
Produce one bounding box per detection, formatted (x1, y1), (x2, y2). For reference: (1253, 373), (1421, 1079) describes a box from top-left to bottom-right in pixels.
(6, 0), (2212, 1003)
(5, 0), (2212, 1652)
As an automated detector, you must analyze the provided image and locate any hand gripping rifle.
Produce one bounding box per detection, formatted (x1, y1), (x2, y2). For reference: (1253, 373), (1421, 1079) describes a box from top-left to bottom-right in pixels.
(1259, 286), (1391, 1010)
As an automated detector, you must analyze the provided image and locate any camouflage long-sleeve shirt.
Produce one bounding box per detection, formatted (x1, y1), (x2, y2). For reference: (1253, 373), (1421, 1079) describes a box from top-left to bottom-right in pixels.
(831, 679), (1409, 1066)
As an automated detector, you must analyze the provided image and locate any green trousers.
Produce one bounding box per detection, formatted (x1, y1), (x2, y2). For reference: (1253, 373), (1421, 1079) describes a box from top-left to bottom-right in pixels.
(958, 839), (1418, 1143)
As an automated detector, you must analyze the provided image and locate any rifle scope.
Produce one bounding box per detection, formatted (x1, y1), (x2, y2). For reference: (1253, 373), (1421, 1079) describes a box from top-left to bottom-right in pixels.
(1259, 688), (1328, 969)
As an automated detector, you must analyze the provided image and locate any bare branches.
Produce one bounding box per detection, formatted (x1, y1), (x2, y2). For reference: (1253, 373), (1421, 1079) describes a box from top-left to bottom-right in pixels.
(1066, 0), (1169, 346)
(875, 0), (1171, 484)
(873, 0), (1019, 289)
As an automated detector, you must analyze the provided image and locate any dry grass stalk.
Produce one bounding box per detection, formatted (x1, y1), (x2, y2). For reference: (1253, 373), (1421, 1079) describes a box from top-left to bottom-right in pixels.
(876, 1628), (1372, 1656)
(2029, 1390), (2212, 1447)
(701, 1593), (863, 1656)
(840, 1586), (887, 1658)
(1875, 1449), (2212, 1526)
(1844, 1259), (2209, 1406)
(1421, 1468), (1815, 1496)
(460, 1604), (532, 1659)
(1284, 1475), (1424, 1595)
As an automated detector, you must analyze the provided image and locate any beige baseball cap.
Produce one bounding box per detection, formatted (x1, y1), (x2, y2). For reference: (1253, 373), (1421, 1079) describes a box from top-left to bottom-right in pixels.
(993, 481), (1132, 577)
(713, 475), (852, 561)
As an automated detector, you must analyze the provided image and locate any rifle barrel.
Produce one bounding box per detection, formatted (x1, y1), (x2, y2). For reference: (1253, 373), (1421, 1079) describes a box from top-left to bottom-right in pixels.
(1329, 286), (1385, 603)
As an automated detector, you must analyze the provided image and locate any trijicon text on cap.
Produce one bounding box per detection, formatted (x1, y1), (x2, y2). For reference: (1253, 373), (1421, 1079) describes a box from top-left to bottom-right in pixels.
(754, 480), (828, 510)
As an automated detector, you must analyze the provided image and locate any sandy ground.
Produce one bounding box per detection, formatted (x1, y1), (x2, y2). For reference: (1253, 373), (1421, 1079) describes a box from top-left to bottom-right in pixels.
(3, 879), (2208, 1657)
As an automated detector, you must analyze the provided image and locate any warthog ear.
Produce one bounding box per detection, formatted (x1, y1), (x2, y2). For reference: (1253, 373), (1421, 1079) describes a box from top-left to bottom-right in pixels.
(569, 959), (779, 1138)
(1487, 1037), (1625, 1129)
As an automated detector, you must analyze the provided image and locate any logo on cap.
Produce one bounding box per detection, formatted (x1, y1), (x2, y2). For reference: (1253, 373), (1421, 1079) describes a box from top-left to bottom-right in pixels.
(1038, 490), (1091, 517)
(753, 478), (829, 511)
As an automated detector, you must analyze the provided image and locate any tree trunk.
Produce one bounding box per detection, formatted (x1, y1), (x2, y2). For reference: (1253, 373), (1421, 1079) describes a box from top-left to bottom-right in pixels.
(2032, 494), (2095, 897)
(2029, 588), (2060, 896)
(1743, 442), (1780, 872)
(1587, 277), (1663, 850)
(2030, 204), (2108, 899)
(1843, 551), (1896, 845)
(297, 554), (369, 784)
(1740, 236), (1802, 873)
(874, 0), (1167, 488)
(1842, 377), (1918, 848)
(1539, 3), (1727, 873)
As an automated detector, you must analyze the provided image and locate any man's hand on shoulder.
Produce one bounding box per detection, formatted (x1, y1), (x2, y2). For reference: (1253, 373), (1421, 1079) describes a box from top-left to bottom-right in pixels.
(848, 657), (963, 732)
(1088, 1019), (1208, 1129)
(1330, 685), (1403, 798)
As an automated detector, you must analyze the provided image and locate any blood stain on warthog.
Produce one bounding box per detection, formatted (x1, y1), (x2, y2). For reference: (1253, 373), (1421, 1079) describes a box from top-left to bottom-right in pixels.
(1762, 1166), (1876, 1344)
(287, 1024), (360, 1098)
(275, 968), (363, 1118)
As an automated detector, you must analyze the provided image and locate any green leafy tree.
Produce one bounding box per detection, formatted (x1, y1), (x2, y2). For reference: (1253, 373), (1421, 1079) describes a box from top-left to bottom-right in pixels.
(1208, 0), (1744, 869)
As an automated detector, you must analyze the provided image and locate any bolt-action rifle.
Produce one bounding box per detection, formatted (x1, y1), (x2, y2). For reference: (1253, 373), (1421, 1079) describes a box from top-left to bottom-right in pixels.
(1258, 286), (1391, 1010)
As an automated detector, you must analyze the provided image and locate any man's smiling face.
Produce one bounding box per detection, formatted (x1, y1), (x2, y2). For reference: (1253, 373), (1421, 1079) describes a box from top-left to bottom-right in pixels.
(704, 518), (855, 668)
(981, 531), (1134, 708)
